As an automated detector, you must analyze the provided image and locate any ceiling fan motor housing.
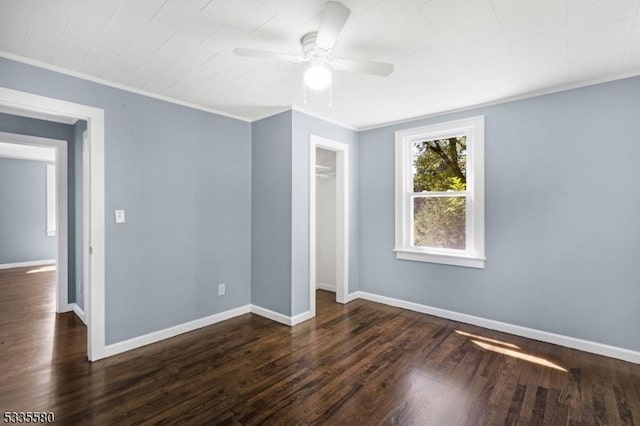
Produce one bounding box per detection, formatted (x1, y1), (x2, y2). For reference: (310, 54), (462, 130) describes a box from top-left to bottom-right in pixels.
(301, 31), (331, 64)
(234, 2), (393, 78)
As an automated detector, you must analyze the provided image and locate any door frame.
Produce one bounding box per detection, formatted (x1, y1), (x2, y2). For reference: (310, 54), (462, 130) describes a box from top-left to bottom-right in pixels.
(0, 133), (68, 312)
(81, 130), (90, 321)
(309, 135), (349, 314)
(0, 86), (106, 361)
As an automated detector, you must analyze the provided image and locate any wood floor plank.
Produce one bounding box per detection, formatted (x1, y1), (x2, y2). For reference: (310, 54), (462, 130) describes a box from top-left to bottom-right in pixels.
(1, 267), (639, 424)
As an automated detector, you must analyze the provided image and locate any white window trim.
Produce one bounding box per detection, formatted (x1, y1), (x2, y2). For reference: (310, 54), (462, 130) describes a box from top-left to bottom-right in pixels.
(46, 163), (56, 236)
(394, 116), (485, 269)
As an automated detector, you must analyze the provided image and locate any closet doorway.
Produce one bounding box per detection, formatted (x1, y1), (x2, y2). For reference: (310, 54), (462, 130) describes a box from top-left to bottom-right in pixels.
(309, 135), (349, 315)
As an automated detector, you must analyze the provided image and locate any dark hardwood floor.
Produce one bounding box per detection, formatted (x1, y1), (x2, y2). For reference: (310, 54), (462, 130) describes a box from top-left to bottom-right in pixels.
(1, 266), (639, 425)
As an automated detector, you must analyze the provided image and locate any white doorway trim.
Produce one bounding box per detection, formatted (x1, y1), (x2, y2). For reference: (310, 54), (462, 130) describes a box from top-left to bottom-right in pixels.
(309, 135), (349, 316)
(81, 130), (90, 322)
(0, 132), (68, 313)
(0, 86), (106, 361)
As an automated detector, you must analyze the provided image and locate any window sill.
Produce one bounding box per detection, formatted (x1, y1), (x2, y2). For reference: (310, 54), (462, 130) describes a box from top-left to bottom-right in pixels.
(394, 249), (485, 269)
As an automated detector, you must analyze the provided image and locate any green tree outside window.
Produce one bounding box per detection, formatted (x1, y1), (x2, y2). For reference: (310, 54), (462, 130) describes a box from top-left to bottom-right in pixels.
(412, 136), (467, 249)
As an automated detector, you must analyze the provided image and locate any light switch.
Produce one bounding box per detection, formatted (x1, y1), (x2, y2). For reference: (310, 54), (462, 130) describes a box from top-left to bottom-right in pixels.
(115, 210), (126, 224)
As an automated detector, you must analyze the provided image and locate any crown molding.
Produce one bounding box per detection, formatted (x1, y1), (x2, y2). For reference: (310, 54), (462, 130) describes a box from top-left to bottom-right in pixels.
(3, 50), (639, 133)
(290, 105), (358, 131)
(0, 51), (252, 123)
(249, 106), (294, 123)
(358, 70), (640, 132)
(249, 105), (358, 132)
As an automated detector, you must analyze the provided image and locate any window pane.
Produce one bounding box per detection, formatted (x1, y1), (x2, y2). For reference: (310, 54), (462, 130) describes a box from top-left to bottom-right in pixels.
(413, 135), (467, 192)
(413, 196), (466, 250)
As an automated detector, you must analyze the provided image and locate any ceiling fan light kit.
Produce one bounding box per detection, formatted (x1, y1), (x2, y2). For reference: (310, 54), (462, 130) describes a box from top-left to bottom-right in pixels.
(234, 1), (394, 101)
(304, 64), (332, 91)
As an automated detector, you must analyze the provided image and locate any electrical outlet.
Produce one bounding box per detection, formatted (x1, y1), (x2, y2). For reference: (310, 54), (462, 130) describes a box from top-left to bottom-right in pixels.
(218, 283), (225, 296)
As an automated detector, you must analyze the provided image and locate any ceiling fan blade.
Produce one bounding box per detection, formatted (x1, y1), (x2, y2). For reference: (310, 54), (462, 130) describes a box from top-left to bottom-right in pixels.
(331, 58), (395, 77)
(316, 1), (351, 50)
(233, 48), (303, 62)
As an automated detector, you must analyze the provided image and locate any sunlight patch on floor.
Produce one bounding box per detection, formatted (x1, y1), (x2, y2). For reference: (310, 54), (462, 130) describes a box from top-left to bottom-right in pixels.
(472, 340), (567, 371)
(27, 265), (56, 274)
(454, 330), (520, 349)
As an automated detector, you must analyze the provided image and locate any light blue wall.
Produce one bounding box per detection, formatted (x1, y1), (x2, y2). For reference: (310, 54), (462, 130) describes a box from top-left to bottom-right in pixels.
(250, 110), (359, 317)
(0, 112), (78, 303)
(251, 111), (293, 315)
(0, 157), (56, 263)
(358, 76), (640, 352)
(0, 113), (90, 307)
(291, 111), (359, 315)
(0, 57), (252, 344)
(3, 56), (637, 353)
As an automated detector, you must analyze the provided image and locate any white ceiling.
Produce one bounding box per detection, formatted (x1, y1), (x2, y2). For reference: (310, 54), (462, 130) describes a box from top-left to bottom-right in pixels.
(1, 0), (639, 129)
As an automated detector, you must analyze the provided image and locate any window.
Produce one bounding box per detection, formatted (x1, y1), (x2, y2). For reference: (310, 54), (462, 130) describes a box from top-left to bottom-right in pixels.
(395, 116), (485, 268)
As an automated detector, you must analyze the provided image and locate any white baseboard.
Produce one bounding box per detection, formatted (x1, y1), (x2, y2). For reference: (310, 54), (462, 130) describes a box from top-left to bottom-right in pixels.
(58, 303), (74, 314)
(72, 303), (86, 324)
(88, 290), (640, 363)
(354, 291), (640, 364)
(344, 292), (360, 303)
(250, 305), (291, 325)
(316, 283), (336, 292)
(102, 304), (251, 358)
(0, 259), (55, 270)
(291, 310), (314, 325)
(250, 305), (314, 326)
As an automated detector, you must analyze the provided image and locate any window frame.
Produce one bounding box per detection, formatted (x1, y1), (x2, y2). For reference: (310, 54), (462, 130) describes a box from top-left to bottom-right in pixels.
(394, 116), (485, 268)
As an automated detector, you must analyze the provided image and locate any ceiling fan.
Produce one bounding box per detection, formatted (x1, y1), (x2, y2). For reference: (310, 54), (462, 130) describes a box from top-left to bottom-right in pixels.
(233, 1), (394, 92)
